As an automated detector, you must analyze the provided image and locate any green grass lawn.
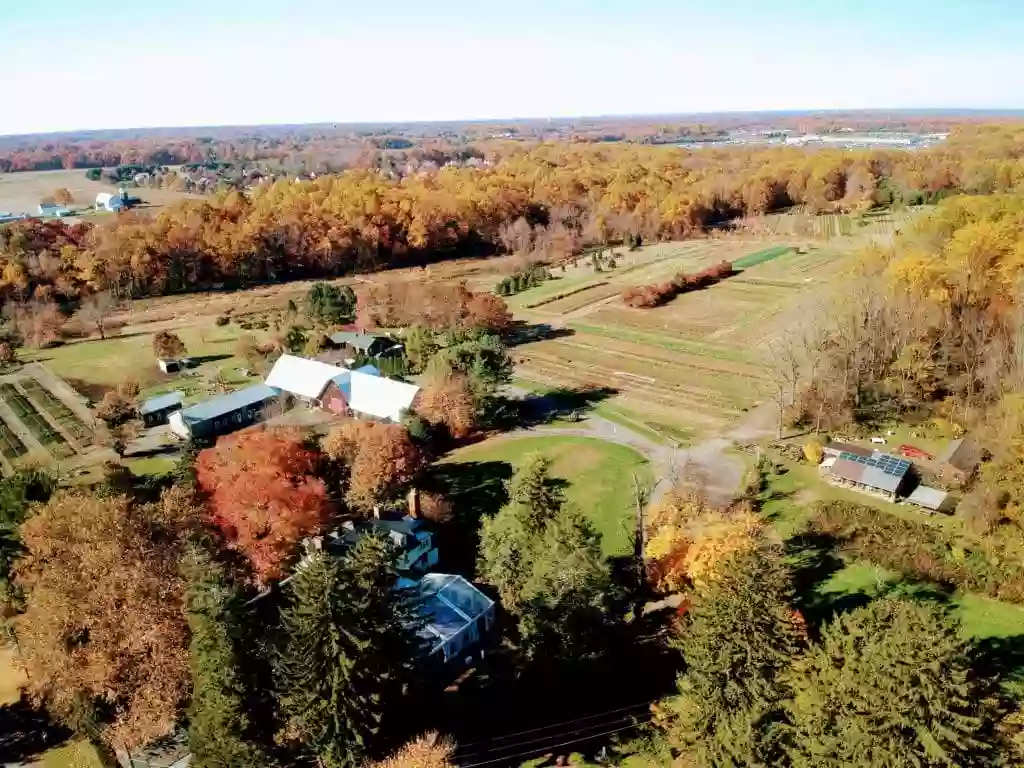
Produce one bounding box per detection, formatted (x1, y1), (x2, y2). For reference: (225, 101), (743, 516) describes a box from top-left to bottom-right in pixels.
(126, 455), (178, 477)
(733, 245), (794, 270)
(40, 740), (105, 768)
(440, 435), (651, 555)
(24, 323), (267, 394)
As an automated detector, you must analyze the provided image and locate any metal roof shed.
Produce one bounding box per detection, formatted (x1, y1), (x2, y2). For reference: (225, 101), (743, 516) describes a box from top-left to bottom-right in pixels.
(139, 391), (185, 416)
(906, 485), (949, 512)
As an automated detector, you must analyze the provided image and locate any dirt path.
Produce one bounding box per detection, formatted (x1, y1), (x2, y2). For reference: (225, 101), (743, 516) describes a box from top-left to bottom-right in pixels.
(505, 387), (776, 505)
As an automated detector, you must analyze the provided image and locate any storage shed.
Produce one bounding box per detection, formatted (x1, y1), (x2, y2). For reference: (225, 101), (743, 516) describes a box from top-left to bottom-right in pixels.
(168, 383), (280, 440)
(906, 485), (950, 513)
(328, 331), (396, 359)
(138, 391), (184, 427)
(937, 436), (985, 486)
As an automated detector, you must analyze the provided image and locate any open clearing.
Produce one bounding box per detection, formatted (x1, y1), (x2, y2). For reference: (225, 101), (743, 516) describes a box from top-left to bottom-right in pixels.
(0, 168), (197, 217)
(511, 237), (860, 442)
(441, 435), (651, 556)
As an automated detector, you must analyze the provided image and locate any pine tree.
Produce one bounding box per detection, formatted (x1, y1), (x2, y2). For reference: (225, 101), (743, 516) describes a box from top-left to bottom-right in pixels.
(784, 598), (1007, 767)
(518, 505), (613, 662)
(507, 454), (565, 533)
(183, 546), (272, 768)
(275, 535), (420, 768)
(660, 546), (803, 766)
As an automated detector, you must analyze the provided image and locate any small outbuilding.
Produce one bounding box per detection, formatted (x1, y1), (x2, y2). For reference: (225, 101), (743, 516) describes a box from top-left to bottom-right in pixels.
(157, 358), (182, 374)
(937, 436), (985, 486)
(37, 203), (70, 217)
(328, 331), (398, 359)
(906, 485), (950, 513)
(95, 192), (126, 212)
(139, 391), (184, 427)
(168, 383), (280, 440)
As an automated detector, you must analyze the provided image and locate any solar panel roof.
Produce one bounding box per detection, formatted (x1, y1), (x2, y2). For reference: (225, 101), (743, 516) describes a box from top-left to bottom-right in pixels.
(837, 451), (911, 477)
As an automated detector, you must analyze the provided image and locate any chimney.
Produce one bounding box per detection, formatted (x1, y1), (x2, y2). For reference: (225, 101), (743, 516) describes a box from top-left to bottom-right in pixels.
(407, 487), (420, 518)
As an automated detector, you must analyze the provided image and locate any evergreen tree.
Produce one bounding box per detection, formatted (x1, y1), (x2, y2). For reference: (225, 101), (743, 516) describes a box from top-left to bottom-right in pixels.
(306, 282), (356, 325)
(784, 598), (1007, 768)
(183, 547), (272, 768)
(518, 505), (613, 662)
(479, 458), (615, 660)
(507, 454), (565, 532)
(660, 546), (803, 766)
(276, 535), (420, 768)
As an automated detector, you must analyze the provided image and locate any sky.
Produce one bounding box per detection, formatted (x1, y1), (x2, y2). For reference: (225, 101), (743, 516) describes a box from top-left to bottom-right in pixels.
(1, 0), (1023, 135)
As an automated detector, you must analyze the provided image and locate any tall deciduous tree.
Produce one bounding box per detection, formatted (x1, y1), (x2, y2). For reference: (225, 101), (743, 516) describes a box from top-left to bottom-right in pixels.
(14, 487), (199, 750)
(657, 546), (804, 766)
(76, 290), (116, 340)
(784, 598), (1007, 767)
(323, 421), (425, 512)
(414, 372), (476, 439)
(183, 546), (274, 768)
(275, 535), (420, 768)
(196, 428), (332, 583)
(153, 329), (187, 360)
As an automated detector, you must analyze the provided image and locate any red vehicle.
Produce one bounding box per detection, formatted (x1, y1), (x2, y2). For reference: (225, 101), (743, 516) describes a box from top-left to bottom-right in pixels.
(899, 444), (933, 460)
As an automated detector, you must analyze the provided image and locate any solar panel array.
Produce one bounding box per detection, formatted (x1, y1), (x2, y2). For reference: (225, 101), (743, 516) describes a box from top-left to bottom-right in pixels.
(838, 451), (911, 477)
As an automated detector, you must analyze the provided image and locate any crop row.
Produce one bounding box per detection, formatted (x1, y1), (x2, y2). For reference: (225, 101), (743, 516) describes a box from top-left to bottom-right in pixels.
(19, 377), (94, 446)
(0, 384), (75, 459)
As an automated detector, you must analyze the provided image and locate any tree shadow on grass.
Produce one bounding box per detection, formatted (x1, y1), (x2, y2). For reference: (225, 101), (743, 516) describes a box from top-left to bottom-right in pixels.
(0, 696), (71, 765)
(504, 322), (576, 348)
(494, 386), (620, 430)
(422, 460), (513, 576)
(186, 353), (233, 366)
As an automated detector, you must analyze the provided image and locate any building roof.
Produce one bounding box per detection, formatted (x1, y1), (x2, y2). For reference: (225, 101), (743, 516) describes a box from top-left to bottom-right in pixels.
(178, 383), (279, 424)
(938, 436), (983, 473)
(906, 485), (949, 511)
(829, 451), (911, 493)
(265, 354), (418, 421)
(329, 331), (389, 351)
(266, 354), (345, 399)
(139, 390), (184, 416)
(335, 517), (428, 552)
(824, 441), (873, 457)
(406, 573), (494, 655)
(348, 369), (419, 421)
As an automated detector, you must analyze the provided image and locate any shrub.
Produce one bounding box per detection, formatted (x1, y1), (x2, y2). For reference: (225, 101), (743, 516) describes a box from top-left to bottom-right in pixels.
(622, 261), (733, 309)
(809, 501), (1024, 604)
(214, 315), (230, 326)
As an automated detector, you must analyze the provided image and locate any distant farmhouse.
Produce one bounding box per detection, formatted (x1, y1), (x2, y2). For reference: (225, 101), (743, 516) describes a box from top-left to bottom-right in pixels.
(95, 189), (135, 212)
(328, 331), (401, 361)
(169, 383), (280, 440)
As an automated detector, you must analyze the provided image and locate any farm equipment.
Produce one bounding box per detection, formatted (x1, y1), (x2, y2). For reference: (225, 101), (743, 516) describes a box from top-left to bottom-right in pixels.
(898, 444), (933, 460)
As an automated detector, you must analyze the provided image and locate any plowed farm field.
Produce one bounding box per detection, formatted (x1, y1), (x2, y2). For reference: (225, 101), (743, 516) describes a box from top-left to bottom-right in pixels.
(511, 238), (857, 441)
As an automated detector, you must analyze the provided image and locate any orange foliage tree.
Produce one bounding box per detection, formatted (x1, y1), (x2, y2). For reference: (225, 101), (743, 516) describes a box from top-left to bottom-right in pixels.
(195, 428), (332, 583)
(415, 372), (477, 438)
(323, 421), (425, 511)
(14, 487), (199, 749)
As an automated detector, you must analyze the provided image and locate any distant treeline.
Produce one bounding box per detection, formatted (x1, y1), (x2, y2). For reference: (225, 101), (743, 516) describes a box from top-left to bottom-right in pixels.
(1, 125), (1024, 307)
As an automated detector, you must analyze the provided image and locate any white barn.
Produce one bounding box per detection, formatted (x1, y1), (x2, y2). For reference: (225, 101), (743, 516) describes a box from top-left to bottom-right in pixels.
(95, 192), (125, 212)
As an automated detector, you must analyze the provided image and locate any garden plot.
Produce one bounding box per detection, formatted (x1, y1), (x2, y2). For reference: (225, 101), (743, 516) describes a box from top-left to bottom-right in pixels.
(510, 238), (852, 439)
(0, 383), (74, 460)
(0, 365), (106, 473)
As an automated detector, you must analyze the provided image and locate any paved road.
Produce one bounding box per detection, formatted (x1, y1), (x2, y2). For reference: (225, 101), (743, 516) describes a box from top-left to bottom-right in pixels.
(504, 386), (776, 504)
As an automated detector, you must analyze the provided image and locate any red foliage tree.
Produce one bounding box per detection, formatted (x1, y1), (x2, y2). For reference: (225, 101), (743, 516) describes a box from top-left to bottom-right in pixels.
(196, 428), (332, 583)
(622, 260), (733, 308)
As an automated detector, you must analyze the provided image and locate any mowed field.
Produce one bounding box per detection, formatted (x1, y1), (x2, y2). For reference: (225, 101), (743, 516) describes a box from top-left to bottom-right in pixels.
(0, 168), (197, 216)
(510, 238), (859, 442)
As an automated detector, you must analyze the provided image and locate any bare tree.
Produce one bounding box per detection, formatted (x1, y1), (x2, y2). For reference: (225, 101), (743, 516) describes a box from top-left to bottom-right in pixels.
(77, 291), (116, 340)
(765, 330), (804, 439)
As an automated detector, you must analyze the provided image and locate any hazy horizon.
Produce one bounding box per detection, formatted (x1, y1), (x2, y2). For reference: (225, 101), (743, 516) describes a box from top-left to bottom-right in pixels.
(3, 0), (1023, 135)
